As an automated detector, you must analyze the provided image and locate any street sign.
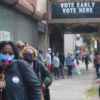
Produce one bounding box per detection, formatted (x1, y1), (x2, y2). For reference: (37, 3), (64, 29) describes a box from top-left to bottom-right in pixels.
(52, 2), (100, 19)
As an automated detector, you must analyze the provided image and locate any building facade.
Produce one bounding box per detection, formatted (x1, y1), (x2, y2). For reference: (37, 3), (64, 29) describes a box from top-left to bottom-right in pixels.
(0, 0), (49, 50)
(47, 0), (100, 55)
(37, 0), (48, 54)
(64, 34), (75, 57)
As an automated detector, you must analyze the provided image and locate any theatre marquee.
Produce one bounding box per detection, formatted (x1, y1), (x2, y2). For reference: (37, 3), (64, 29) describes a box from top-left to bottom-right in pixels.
(52, 2), (100, 19)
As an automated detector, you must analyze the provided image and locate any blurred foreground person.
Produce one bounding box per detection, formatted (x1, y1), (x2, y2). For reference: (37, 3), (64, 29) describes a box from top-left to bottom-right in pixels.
(0, 41), (41, 100)
(66, 53), (74, 78)
(21, 46), (52, 100)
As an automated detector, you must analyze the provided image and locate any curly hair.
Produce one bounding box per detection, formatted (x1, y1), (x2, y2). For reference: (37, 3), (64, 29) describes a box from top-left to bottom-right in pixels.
(21, 46), (37, 58)
(0, 41), (19, 59)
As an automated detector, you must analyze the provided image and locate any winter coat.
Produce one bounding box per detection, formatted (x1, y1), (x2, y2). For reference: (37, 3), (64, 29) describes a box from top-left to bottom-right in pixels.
(33, 58), (52, 87)
(0, 60), (41, 100)
(85, 56), (89, 64)
(58, 54), (65, 66)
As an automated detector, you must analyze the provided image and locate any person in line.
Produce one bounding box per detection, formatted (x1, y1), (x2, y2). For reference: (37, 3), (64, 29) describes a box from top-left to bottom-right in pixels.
(66, 53), (74, 78)
(82, 55), (85, 63)
(0, 41), (41, 100)
(85, 54), (89, 71)
(58, 51), (65, 79)
(94, 51), (100, 79)
(53, 52), (60, 80)
(21, 46), (52, 100)
(16, 41), (25, 59)
(45, 48), (52, 71)
(39, 50), (47, 63)
(24, 42), (28, 47)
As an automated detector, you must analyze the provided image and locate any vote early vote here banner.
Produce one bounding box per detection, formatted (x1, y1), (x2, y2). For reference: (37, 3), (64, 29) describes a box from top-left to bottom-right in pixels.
(52, 2), (100, 19)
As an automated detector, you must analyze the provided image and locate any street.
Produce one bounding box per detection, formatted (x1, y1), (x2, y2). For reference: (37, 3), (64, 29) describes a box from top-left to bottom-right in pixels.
(50, 62), (94, 100)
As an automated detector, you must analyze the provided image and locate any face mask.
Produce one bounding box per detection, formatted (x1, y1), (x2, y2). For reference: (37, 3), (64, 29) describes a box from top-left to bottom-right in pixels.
(24, 55), (33, 63)
(48, 50), (51, 54)
(0, 54), (15, 66)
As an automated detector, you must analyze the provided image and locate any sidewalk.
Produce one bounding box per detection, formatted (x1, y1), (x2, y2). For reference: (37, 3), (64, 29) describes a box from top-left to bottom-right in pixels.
(50, 62), (94, 100)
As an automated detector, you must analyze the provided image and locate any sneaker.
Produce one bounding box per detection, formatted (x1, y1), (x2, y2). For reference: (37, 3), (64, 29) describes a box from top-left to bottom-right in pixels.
(95, 77), (99, 80)
(70, 76), (73, 78)
(55, 78), (58, 80)
(57, 78), (61, 80)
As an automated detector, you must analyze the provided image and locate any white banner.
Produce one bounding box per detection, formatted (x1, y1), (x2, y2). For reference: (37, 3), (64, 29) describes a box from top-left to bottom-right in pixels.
(0, 31), (10, 41)
(76, 40), (81, 46)
(94, 40), (97, 49)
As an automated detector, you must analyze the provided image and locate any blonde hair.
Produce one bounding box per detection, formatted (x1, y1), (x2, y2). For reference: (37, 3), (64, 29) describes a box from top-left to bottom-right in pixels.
(21, 46), (37, 58)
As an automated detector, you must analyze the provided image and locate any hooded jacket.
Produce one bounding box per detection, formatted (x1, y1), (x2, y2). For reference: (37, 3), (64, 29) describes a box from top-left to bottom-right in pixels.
(66, 55), (74, 66)
(0, 60), (41, 100)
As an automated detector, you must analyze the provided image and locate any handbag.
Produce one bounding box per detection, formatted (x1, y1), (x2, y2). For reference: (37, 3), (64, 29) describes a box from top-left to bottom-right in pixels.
(59, 62), (63, 68)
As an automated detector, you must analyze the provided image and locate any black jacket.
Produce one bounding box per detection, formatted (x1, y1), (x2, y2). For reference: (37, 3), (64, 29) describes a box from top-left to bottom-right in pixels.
(58, 54), (65, 66)
(33, 58), (52, 88)
(1, 60), (41, 100)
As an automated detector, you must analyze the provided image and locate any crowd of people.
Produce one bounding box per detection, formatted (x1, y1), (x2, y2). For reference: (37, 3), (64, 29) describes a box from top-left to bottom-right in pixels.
(0, 40), (53, 100)
(53, 52), (75, 80)
(1, 40), (100, 100)
(80, 52), (100, 80)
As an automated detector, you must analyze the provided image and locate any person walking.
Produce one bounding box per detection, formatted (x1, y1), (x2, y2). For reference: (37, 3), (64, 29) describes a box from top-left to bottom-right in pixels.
(45, 48), (52, 71)
(21, 46), (52, 100)
(94, 51), (100, 79)
(58, 51), (65, 79)
(85, 54), (89, 71)
(66, 53), (74, 78)
(53, 52), (60, 80)
(0, 41), (41, 100)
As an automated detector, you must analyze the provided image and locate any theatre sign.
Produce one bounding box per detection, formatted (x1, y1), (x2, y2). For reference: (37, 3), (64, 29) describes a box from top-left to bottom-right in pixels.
(52, 2), (100, 19)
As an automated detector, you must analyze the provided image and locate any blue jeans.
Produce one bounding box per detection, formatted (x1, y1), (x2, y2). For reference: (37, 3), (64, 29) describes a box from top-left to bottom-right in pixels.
(86, 63), (88, 70)
(96, 64), (100, 76)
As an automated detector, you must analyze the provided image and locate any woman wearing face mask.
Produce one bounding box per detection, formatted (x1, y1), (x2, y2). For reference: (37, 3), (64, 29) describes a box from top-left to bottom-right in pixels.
(21, 46), (52, 100)
(0, 41), (41, 100)
(53, 52), (60, 80)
